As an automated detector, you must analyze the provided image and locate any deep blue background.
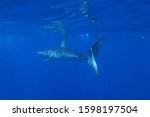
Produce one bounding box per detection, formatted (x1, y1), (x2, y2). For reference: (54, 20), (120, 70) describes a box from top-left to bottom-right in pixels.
(0, 0), (150, 99)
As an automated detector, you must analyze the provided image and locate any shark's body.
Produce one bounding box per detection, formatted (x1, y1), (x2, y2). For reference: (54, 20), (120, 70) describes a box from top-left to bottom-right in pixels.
(37, 21), (104, 76)
(39, 47), (87, 61)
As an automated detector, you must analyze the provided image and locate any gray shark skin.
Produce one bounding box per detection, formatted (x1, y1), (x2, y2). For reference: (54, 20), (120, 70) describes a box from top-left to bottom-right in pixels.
(37, 36), (104, 76)
(37, 48), (87, 61)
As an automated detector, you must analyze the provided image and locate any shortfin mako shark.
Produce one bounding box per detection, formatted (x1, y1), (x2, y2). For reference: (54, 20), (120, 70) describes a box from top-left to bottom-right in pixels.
(37, 22), (104, 76)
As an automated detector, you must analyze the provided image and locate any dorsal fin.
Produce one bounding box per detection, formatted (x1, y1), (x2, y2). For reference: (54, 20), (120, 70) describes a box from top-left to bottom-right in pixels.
(60, 30), (67, 48)
(57, 21), (66, 48)
(51, 21), (67, 48)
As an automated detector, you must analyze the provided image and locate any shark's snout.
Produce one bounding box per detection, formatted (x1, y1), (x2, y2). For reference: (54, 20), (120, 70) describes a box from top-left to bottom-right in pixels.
(37, 51), (47, 56)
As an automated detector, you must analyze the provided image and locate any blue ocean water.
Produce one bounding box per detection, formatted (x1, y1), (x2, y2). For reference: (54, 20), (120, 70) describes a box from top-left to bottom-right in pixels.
(0, 0), (150, 100)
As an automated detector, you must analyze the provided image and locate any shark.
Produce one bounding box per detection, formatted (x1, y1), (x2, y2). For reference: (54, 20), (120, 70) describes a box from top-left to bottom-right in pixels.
(37, 22), (104, 76)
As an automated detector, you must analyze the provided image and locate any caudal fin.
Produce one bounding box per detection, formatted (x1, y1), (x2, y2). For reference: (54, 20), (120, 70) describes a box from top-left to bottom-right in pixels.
(87, 36), (104, 76)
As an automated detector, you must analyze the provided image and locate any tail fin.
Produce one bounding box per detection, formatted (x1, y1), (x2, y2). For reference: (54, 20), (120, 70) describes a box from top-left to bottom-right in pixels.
(87, 36), (104, 76)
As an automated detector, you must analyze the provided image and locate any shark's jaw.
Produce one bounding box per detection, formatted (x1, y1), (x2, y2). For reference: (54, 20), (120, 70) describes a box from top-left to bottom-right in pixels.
(37, 50), (56, 61)
(37, 49), (62, 59)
